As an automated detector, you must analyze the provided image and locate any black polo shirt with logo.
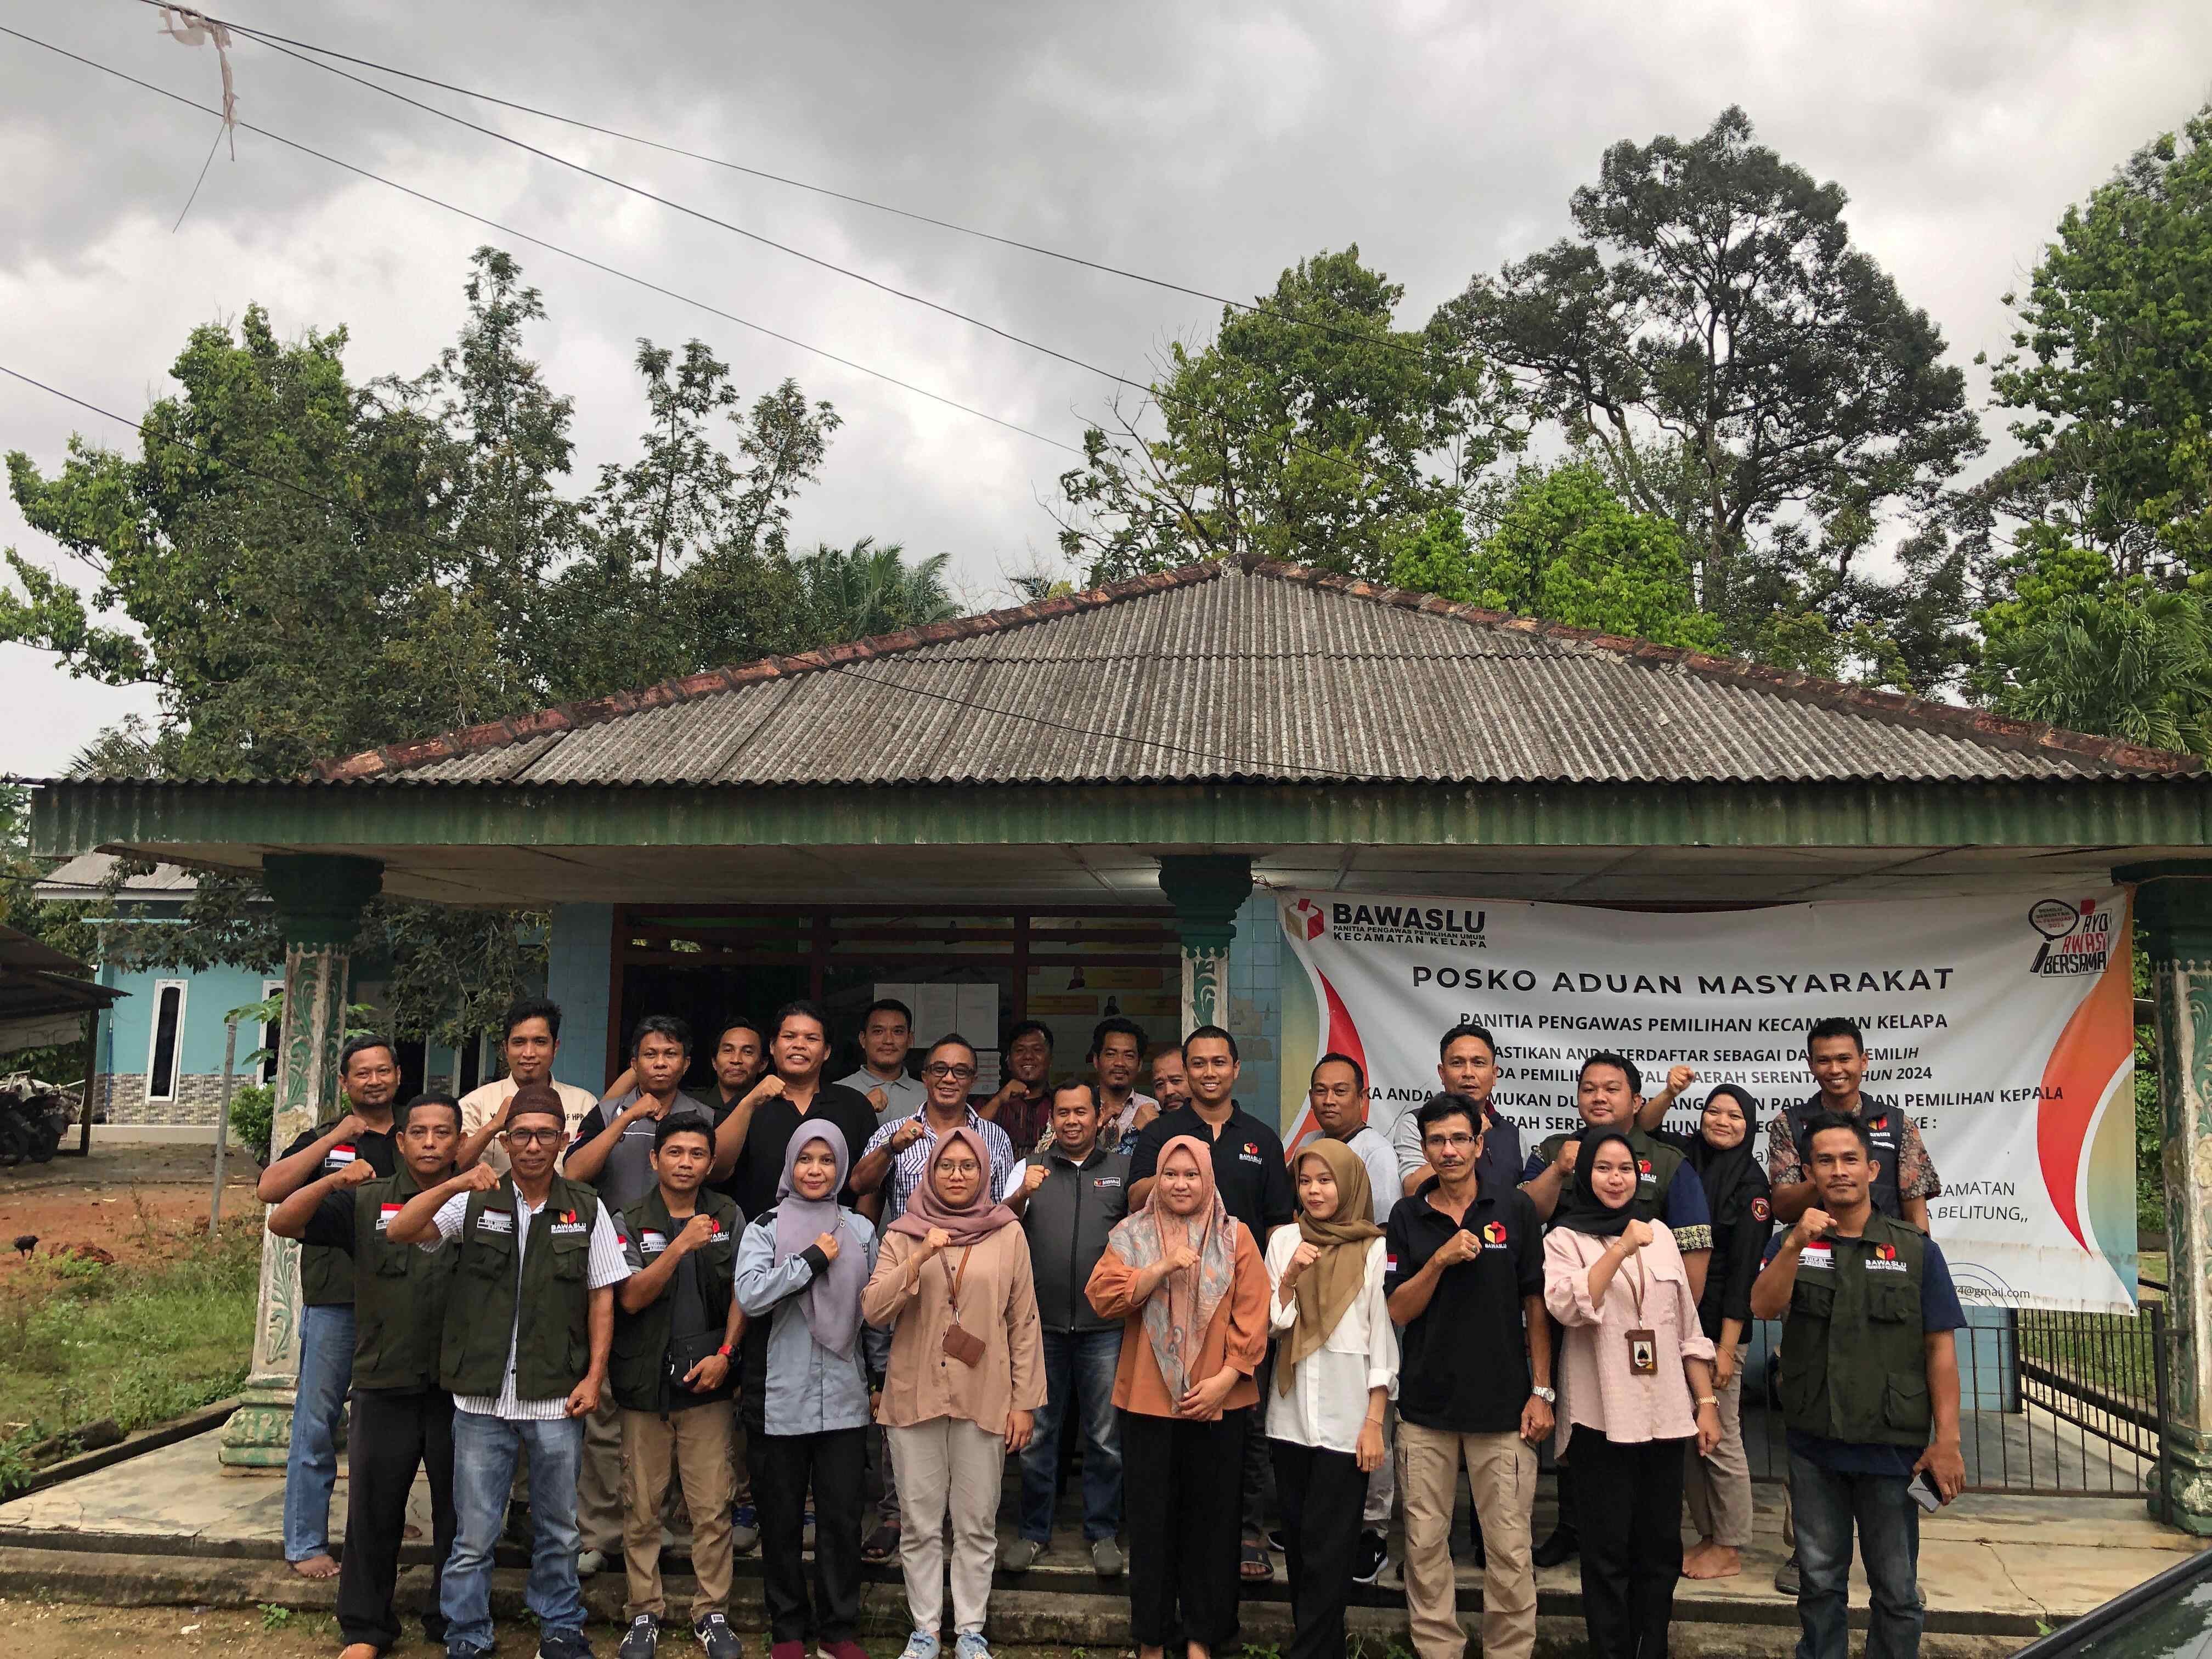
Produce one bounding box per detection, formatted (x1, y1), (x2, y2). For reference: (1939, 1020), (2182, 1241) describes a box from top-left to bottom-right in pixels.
(277, 1121), (398, 1308)
(1385, 1176), (1545, 1434)
(1126, 1102), (1295, 1242)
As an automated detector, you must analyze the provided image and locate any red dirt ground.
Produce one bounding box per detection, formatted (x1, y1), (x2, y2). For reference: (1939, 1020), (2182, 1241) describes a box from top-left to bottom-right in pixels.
(0, 1146), (263, 1279)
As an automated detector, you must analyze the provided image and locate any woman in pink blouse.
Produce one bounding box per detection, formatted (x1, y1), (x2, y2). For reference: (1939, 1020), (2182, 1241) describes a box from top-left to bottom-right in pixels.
(1544, 1131), (1720, 1659)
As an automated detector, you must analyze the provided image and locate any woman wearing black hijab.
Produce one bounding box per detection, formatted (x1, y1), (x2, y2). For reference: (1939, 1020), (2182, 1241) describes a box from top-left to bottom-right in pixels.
(1544, 1132), (1719, 1659)
(1650, 1085), (1773, 1581)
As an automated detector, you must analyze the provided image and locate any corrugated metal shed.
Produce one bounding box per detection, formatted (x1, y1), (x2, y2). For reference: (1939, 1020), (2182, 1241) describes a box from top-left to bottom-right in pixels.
(303, 561), (2197, 789)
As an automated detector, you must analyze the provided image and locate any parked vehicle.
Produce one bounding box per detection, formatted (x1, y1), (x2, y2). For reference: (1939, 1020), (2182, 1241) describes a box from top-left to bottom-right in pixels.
(0, 1084), (71, 1165)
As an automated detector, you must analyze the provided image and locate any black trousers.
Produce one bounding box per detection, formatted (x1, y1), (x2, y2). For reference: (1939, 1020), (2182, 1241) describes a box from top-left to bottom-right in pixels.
(337, 1385), (455, 1652)
(1271, 1438), (1367, 1659)
(1567, 1426), (1687, 1659)
(1237, 1350), (1276, 1541)
(1124, 1408), (1246, 1651)
(749, 1427), (867, 1645)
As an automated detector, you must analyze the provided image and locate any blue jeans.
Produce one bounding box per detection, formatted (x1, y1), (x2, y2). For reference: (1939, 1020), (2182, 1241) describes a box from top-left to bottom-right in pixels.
(443, 1410), (588, 1655)
(284, 1303), (356, 1561)
(1018, 1328), (1123, 1543)
(1790, 1451), (1925, 1659)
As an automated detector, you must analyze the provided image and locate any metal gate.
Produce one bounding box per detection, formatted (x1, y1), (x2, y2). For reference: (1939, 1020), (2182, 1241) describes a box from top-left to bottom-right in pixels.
(1737, 1278), (2171, 1498)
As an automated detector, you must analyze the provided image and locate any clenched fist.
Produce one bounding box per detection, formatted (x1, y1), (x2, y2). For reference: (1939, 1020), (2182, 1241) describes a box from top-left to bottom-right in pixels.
(1617, 1218), (1654, 1252)
(814, 1231), (842, 1261)
(335, 1158), (377, 1188)
(1792, 1208), (1835, 1249)
(1022, 1163), (1049, 1197)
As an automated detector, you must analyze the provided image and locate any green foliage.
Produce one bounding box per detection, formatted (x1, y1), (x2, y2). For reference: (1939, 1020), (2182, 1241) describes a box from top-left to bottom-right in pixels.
(798, 536), (959, 640)
(229, 1082), (275, 1167)
(0, 1218), (260, 1445)
(1442, 108), (1980, 685)
(1389, 463), (1723, 650)
(1057, 246), (1519, 583)
(3, 247), (956, 1041)
(1990, 582), (2212, 755)
(1985, 106), (2212, 579)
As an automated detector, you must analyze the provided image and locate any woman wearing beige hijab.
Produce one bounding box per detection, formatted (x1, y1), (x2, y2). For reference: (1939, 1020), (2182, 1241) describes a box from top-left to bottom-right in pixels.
(863, 1126), (1045, 1659)
(1085, 1136), (1269, 1659)
(1265, 1137), (1397, 1659)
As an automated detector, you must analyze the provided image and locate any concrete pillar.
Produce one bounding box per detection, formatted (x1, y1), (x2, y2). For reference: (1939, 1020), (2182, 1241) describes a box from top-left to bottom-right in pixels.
(217, 853), (383, 1472)
(1158, 855), (1254, 1033)
(2126, 862), (2212, 1533)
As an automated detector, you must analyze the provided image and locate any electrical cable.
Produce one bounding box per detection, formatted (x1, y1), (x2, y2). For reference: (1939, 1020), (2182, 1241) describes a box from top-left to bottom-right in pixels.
(108, 2), (1402, 492)
(0, 358), (1367, 783)
(0, 24), (1079, 454)
(122, 0), (1432, 364)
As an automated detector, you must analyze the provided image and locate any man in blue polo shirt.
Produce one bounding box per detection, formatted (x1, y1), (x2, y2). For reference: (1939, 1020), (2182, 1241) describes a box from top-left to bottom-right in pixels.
(1752, 1112), (1965, 1659)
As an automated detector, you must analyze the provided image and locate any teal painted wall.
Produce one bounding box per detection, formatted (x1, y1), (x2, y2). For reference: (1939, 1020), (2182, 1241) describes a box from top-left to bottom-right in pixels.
(1226, 891), (1284, 1134)
(101, 961), (274, 1077)
(548, 902), (614, 1092)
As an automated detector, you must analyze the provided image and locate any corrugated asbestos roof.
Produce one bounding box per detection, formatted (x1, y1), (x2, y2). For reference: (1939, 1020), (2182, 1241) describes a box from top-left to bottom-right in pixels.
(302, 561), (2199, 788)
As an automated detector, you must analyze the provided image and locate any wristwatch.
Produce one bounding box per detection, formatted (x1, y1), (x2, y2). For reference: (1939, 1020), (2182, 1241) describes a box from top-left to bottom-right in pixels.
(1531, 1385), (1557, 1404)
(716, 1343), (734, 1359)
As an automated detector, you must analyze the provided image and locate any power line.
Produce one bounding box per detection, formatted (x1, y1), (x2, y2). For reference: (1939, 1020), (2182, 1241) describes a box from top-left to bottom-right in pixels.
(0, 361), (1365, 784)
(122, 0), (1431, 365)
(153, 10), (1159, 398)
(0, 24), (1079, 454)
(113, 2), (1414, 495)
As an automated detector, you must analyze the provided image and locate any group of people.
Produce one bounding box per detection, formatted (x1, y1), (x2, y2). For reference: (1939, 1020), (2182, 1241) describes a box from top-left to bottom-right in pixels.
(257, 991), (1965, 1659)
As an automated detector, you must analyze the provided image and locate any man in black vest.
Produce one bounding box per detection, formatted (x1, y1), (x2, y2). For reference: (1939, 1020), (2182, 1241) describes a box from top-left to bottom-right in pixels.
(1752, 1113), (1965, 1659)
(610, 1116), (746, 1659)
(387, 1084), (631, 1659)
(257, 1035), (402, 1582)
(269, 1091), (464, 1659)
(1002, 1080), (1130, 1579)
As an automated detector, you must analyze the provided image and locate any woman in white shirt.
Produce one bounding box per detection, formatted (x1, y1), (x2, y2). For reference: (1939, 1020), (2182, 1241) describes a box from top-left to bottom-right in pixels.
(1264, 1137), (1397, 1659)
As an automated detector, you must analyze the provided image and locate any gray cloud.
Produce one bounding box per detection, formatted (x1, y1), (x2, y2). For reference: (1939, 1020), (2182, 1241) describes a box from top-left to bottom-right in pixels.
(5, 0), (2211, 772)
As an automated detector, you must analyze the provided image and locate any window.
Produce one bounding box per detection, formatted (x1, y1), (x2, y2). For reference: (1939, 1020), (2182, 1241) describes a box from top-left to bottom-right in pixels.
(145, 979), (188, 1104)
(258, 979), (283, 1085)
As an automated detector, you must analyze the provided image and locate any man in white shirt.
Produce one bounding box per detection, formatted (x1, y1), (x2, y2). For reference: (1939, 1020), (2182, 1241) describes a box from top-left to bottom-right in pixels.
(458, 998), (605, 1176)
(834, 998), (927, 1125)
(1305, 1052), (1404, 1587)
(386, 1086), (630, 1659)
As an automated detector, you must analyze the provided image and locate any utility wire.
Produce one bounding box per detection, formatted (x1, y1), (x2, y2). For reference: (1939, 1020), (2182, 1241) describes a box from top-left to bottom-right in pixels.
(110, 2), (1404, 494)
(0, 362), (1364, 785)
(122, 0), (1432, 364)
(0, 24), (1079, 453)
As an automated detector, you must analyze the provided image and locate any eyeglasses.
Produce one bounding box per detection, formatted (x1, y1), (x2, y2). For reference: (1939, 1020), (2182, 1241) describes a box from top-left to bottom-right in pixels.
(1423, 1133), (1480, 1151)
(922, 1063), (977, 1081)
(505, 1127), (563, 1146)
(936, 1159), (982, 1176)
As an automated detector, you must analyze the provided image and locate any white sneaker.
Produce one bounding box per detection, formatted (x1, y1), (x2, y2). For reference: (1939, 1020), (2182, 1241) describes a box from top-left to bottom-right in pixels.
(897, 1633), (940, 1659)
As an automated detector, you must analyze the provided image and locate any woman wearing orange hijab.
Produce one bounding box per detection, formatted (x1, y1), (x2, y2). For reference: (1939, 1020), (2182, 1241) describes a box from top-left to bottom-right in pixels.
(1085, 1136), (1269, 1659)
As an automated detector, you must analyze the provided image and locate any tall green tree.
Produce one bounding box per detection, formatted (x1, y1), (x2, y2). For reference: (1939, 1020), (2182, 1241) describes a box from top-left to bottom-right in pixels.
(1993, 584), (2212, 757)
(1984, 106), (2212, 582)
(0, 246), (936, 1050)
(1388, 462), (1723, 650)
(1055, 247), (1518, 583)
(1441, 108), (1982, 683)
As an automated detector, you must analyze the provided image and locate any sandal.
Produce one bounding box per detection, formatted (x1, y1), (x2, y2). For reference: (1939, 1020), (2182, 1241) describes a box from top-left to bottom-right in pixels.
(1240, 1541), (1273, 1582)
(862, 1520), (901, 1564)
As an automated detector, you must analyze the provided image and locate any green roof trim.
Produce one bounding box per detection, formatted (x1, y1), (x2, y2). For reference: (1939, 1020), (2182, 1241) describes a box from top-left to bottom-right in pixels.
(30, 776), (2212, 857)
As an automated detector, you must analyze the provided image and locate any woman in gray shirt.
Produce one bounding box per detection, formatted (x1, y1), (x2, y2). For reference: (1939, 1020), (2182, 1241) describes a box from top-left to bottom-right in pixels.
(733, 1123), (887, 1659)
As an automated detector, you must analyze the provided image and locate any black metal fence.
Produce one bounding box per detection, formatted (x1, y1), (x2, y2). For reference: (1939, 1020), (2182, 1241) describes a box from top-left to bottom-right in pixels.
(1736, 1280), (2170, 1497)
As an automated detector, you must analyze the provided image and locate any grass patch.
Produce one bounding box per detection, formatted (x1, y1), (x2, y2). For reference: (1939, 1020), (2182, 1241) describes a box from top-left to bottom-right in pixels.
(0, 1214), (261, 1472)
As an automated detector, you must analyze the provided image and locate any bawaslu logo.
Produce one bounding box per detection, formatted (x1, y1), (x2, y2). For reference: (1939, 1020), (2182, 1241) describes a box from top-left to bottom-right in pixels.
(1320, 900), (1488, 949)
(2028, 898), (2114, 978)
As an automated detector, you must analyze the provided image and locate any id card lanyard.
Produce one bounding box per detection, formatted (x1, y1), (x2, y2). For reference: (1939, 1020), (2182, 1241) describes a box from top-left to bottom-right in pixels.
(1623, 1254), (1657, 1376)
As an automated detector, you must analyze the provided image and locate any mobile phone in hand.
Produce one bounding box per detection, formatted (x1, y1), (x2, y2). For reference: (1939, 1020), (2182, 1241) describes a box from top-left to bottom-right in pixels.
(1909, 1469), (1943, 1512)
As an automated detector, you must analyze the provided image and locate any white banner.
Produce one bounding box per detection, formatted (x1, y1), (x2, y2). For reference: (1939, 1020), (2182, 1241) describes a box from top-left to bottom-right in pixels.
(1276, 887), (2139, 1313)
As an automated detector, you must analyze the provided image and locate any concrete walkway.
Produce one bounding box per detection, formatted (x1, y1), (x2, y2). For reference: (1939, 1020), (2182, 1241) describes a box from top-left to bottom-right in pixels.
(0, 1431), (2197, 1654)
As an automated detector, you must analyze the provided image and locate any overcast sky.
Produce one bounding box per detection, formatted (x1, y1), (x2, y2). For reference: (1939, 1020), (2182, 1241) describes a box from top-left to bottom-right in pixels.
(2, 0), (2209, 775)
